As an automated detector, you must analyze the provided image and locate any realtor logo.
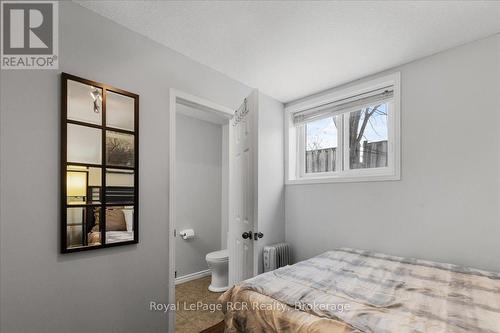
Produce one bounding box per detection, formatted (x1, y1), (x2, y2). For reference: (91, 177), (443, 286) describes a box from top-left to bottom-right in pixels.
(1, 1), (58, 69)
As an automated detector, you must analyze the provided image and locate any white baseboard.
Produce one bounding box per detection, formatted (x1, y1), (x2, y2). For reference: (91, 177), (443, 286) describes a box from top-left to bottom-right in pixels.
(175, 269), (211, 285)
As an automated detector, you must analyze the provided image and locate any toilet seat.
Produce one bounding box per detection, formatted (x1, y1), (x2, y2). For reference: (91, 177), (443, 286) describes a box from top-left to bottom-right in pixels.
(206, 249), (228, 262)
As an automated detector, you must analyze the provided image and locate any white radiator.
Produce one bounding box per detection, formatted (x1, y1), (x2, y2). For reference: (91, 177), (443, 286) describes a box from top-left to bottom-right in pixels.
(263, 243), (291, 272)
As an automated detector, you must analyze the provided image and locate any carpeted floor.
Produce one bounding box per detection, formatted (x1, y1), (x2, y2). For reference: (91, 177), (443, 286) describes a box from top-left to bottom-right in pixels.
(175, 276), (225, 333)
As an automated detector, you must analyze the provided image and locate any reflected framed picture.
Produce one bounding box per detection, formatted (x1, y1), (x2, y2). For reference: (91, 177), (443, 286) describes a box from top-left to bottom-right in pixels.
(61, 73), (139, 253)
(106, 131), (135, 167)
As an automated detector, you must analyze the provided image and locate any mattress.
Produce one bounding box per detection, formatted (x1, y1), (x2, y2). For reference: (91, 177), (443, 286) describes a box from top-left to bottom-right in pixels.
(220, 248), (500, 333)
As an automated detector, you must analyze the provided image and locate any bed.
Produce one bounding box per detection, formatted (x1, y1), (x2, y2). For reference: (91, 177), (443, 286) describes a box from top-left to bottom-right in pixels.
(219, 248), (500, 333)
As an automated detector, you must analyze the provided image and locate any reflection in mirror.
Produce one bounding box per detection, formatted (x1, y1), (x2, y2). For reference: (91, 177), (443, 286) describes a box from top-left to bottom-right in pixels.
(106, 131), (134, 167)
(66, 207), (100, 249)
(67, 124), (102, 164)
(107, 91), (134, 131)
(105, 206), (134, 244)
(106, 169), (134, 204)
(66, 171), (86, 204)
(67, 165), (102, 204)
(62, 73), (139, 253)
(67, 80), (102, 125)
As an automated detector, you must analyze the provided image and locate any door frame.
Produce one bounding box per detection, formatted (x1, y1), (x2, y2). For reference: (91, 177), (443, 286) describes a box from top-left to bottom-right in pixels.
(168, 89), (234, 332)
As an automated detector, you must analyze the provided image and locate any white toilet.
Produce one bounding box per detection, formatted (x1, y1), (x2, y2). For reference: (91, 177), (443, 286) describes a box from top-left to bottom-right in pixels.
(205, 249), (229, 292)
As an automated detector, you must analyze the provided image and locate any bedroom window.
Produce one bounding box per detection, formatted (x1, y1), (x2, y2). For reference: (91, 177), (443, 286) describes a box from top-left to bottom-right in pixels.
(285, 73), (400, 184)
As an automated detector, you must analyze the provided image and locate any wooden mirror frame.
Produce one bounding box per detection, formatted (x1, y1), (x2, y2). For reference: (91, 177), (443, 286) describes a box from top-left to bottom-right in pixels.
(61, 73), (139, 253)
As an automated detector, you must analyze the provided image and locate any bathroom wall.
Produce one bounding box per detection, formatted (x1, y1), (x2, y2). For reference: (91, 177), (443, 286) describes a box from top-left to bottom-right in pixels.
(175, 113), (223, 277)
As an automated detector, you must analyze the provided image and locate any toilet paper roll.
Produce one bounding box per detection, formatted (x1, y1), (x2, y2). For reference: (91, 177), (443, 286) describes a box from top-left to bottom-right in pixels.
(179, 229), (195, 240)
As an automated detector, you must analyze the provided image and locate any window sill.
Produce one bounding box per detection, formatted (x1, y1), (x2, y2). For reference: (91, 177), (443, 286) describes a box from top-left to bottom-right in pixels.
(285, 173), (400, 185)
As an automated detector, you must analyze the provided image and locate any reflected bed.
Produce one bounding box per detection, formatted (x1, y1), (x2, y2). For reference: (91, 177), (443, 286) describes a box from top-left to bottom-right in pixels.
(88, 231), (134, 245)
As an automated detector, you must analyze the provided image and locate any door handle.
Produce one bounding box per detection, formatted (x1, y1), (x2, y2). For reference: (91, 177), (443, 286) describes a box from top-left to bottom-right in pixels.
(242, 231), (252, 239)
(254, 232), (263, 240)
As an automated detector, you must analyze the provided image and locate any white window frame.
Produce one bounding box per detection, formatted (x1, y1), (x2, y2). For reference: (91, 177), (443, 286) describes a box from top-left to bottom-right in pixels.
(285, 72), (401, 185)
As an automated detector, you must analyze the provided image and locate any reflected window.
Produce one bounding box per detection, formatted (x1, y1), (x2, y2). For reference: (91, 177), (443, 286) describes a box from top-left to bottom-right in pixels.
(106, 131), (134, 167)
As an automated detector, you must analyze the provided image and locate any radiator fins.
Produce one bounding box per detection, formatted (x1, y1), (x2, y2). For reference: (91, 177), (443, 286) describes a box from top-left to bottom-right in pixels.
(263, 243), (291, 272)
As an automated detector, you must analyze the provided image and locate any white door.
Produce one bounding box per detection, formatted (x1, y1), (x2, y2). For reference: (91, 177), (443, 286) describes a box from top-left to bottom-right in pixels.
(229, 91), (257, 285)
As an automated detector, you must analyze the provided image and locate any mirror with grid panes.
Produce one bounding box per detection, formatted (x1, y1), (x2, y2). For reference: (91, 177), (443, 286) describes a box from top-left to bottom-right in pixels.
(61, 73), (139, 253)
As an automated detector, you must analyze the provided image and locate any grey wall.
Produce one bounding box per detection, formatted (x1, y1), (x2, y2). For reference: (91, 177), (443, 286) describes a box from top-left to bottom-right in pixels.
(175, 114), (222, 277)
(255, 92), (286, 273)
(285, 34), (500, 272)
(0, 2), (252, 332)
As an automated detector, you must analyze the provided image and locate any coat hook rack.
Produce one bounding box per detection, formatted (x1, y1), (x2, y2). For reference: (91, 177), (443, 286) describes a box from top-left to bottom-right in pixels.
(233, 98), (248, 126)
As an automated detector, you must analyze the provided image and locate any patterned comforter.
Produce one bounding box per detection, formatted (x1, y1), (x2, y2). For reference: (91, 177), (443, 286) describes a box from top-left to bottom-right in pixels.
(220, 248), (500, 333)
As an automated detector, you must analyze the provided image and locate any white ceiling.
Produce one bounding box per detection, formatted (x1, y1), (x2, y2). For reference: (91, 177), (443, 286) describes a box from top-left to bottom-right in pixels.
(76, 1), (500, 103)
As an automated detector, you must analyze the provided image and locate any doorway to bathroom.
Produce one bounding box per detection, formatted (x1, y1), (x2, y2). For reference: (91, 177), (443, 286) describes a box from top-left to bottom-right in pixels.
(168, 90), (234, 333)
(169, 89), (263, 332)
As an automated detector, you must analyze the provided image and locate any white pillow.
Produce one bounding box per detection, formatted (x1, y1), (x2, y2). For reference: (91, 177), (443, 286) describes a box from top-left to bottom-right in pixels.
(122, 209), (134, 231)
